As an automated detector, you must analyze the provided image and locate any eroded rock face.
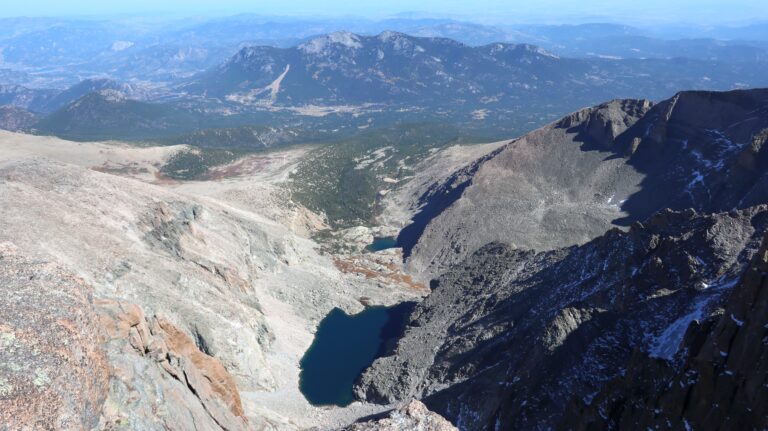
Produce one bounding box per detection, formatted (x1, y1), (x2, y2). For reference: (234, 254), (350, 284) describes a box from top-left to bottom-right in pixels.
(98, 300), (250, 431)
(403, 89), (768, 281)
(557, 99), (653, 146)
(0, 140), (417, 429)
(0, 242), (109, 430)
(342, 401), (457, 431)
(0, 158), (277, 393)
(356, 206), (768, 430)
(560, 233), (768, 430)
(0, 241), (253, 431)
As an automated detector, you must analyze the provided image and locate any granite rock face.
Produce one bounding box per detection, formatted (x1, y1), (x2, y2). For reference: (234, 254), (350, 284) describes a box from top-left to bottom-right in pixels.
(97, 300), (251, 431)
(0, 242), (253, 430)
(559, 232), (768, 431)
(0, 242), (109, 430)
(357, 206), (768, 430)
(343, 401), (457, 431)
(0, 158), (276, 394)
(402, 89), (768, 280)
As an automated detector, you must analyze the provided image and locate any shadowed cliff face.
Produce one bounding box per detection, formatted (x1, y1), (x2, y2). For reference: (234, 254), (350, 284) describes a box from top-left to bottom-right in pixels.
(356, 88), (768, 430)
(560, 231), (768, 431)
(611, 90), (768, 224)
(402, 89), (768, 281)
(358, 206), (768, 430)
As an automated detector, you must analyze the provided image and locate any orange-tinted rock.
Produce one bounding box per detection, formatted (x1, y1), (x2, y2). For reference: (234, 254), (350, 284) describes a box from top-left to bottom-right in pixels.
(97, 299), (250, 430)
(156, 316), (246, 418)
(0, 242), (110, 430)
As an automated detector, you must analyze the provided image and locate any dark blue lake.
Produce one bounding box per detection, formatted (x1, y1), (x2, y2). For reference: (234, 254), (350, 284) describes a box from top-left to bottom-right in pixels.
(365, 236), (399, 252)
(299, 303), (413, 406)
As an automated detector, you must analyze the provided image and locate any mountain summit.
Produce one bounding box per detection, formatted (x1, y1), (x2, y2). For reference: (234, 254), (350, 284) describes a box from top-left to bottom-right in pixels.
(183, 32), (768, 116)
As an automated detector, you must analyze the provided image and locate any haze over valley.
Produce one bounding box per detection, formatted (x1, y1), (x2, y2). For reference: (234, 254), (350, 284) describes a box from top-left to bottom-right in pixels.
(2, 2), (768, 430)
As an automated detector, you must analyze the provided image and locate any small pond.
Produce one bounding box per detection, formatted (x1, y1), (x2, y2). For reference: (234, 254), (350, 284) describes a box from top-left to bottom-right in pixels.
(365, 236), (399, 252)
(299, 303), (413, 406)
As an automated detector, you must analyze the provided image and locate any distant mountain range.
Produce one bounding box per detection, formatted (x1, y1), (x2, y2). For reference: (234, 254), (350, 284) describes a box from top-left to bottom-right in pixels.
(0, 78), (141, 113)
(0, 105), (37, 131)
(3, 30), (768, 142)
(1, 16), (767, 87)
(185, 31), (768, 110)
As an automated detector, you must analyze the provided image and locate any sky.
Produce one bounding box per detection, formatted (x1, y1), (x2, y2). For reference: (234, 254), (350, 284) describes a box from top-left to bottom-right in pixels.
(1, 0), (767, 25)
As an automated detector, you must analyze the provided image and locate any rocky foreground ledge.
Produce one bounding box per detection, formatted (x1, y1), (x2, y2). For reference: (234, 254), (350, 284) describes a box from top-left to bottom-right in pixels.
(343, 401), (457, 431)
(0, 241), (249, 430)
(0, 237), (456, 431)
(0, 242), (108, 429)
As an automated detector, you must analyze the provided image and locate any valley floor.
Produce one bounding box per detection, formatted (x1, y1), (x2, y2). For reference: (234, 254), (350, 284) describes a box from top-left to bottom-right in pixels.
(0, 130), (458, 429)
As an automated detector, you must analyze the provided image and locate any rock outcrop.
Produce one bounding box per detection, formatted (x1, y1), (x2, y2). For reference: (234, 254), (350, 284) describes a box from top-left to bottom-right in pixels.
(343, 401), (457, 431)
(356, 206), (768, 429)
(0, 241), (253, 430)
(401, 89), (768, 280)
(0, 242), (109, 430)
(0, 158), (277, 393)
(559, 232), (768, 430)
(98, 300), (250, 430)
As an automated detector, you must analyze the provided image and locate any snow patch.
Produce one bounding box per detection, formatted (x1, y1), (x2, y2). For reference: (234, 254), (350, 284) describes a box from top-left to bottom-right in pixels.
(649, 278), (738, 359)
(649, 299), (709, 359)
(730, 314), (744, 326)
(354, 146), (393, 170)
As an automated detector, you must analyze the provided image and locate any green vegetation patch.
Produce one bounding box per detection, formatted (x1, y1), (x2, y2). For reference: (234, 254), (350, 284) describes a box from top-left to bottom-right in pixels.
(289, 123), (484, 229)
(159, 147), (251, 180)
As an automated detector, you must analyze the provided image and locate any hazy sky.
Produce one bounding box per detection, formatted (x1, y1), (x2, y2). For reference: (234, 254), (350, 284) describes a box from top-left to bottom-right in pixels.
(1, 0), (767, 25)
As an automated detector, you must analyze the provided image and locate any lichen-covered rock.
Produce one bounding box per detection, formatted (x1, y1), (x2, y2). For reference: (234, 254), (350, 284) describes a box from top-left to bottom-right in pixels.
(0, 242), (110, 430)
(343, 401), (457, 431)
(0, 241), (253, 431)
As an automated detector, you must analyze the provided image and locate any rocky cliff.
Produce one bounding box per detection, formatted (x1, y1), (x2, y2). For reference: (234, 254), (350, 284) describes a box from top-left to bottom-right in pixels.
(358, 88), (768, 430)
(358, 206), (768, 430)
(0, 132), (422, 429)
(401, 89), (768, 280)
(559, 232), (768, 430)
